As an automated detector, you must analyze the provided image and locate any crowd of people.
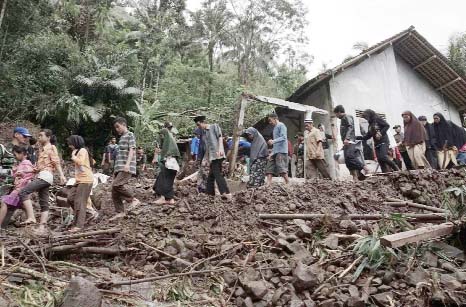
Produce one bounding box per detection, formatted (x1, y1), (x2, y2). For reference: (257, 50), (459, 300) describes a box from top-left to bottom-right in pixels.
(0, 106), (465, 233)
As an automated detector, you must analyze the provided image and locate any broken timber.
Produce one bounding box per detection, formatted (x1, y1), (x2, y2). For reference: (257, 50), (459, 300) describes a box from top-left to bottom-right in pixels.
(380, 222), (455, 248)
(385, 198), (447, 213)
(258, 213), (446, 222)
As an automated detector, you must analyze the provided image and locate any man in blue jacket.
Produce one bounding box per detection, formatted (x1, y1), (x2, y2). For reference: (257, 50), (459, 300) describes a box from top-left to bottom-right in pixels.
(266, 113), (289, 185)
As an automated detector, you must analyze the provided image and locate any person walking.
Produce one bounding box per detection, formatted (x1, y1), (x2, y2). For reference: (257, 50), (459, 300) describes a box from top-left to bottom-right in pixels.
(19, 129), (66, 233)
(136, 147), (147, 177)
(0, 146), (35, 228)
(401, 111), (430, 169)
(194, 116), (232, 200)
(266, 113), (290, 185)
(360, 109), (399, 173)
(101, 137), (118, 175)
(110, 117), (140, 220)
(153, 127), (180, 205)
(66, 135), (93, 232)
(333, 105), (367, 180)
(432, 112), (466, 169)
(418, 116), (439, 169)
(191, 132), (200, 161)
(243, 127), (268, 187)
(293, 132), (305, 178)
(304, 119), (331, 179)
(393, 125), (413, 170)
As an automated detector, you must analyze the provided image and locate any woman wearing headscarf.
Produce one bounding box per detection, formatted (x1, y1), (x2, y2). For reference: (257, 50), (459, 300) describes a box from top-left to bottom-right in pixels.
(243, 127), (268, 187)
(361, 109), (400, 173)
(153, 128), (180, 205)
(433, 112), (466, 169)
(401, 111), (430, 169)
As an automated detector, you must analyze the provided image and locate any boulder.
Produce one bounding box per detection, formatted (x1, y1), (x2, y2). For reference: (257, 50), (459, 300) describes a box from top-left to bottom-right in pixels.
(292, 262), (318, 292)
(61, 277), (102, 307)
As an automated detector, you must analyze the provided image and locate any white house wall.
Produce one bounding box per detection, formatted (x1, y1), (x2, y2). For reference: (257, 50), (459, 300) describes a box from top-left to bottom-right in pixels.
(395, 54), (461, 125)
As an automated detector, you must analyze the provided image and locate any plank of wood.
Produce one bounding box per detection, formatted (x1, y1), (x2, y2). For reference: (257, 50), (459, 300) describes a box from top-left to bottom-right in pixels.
(385, 198), (447, 213)
(380, 222), (455, 248)
(258, 213), (446, 221)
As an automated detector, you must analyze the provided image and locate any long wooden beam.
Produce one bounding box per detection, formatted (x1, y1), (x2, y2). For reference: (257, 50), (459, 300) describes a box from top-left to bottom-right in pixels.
(414, 55), (437, 70)
(384, 198), (447, 213)
(380, 222), (455, 248)
(229, 96), (248, 177)
(258, 213), (446, 222)
(436, 77), (462, 91)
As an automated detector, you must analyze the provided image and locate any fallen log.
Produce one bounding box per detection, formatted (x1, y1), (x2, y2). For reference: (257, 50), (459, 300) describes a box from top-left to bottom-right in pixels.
(380, 222), (455, 248)
(384, 198), (447, 213)
(52, 228), (120, 243)
(258, 213), (446, 222)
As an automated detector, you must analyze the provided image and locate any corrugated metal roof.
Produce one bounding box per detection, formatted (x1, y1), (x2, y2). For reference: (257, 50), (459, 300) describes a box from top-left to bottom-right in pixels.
(288, 26), (466, 110)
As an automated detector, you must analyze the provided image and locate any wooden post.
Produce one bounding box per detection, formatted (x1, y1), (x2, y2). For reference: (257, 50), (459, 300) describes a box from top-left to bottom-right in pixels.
(380, 222), (455, 248)
(229, 95), (248, 177)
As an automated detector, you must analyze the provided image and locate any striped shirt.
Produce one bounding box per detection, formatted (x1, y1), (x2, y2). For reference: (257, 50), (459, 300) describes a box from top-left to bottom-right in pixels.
(114, 131), (137, 175)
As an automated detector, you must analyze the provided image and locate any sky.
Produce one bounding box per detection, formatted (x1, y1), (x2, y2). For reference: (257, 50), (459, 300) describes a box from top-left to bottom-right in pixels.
(186, 0), (466, 77)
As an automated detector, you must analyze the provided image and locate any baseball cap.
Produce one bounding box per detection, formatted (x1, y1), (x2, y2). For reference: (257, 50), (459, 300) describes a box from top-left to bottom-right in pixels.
(13, 127), (32, 137)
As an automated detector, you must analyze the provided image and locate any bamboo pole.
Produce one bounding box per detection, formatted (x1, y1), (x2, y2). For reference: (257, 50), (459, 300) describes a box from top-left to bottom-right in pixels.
(229, 95), (248, 177)
(258, 213), (446, 221)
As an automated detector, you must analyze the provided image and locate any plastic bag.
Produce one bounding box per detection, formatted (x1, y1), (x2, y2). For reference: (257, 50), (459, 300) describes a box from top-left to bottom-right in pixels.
(165, 157), (180, 172)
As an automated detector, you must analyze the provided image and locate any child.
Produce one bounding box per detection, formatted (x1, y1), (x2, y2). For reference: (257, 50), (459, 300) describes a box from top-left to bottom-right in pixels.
(66, 135), (94, 232)
(0, 146), (36, 228)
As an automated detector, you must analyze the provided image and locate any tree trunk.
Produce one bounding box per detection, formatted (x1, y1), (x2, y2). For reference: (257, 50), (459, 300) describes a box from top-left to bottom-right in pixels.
(207, 41), (214, 107)
(0, 0), (7, 33)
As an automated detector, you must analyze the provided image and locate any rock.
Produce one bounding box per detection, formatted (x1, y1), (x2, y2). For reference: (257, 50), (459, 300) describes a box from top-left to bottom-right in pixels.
(372, 292), (393, 306)
(61, 277), (102, 307)
(167, 238), (185, 252)
(372, 277), (382, 286)
(303, 299), (317, 307)
(235, 287), (246, 297)
(240, 268), (260, 284)
(423, 251), (438, 267)
(411, 189), (422, 198)
(431, 242), (465, 261)
(288, 241), (313, 261)
(292, 262), (318, 292)
(294, 219), (313, 238)
(171, 258), (190, 270)
(242, 297), (254, 307)
(440, 274), (462, 290)
(290, 299), (305, 307)
(223, 271), (238, 286)
(347, 297), (365, 307)
(270, 277), (281, 286)
(271, 259), (292, 275)
(348, 285), (359, 298)
(318, 299), (336, 307)
(455, 271), (466, 282)
(243, 280), (269, 300)
(271, 287), (287, 305)
(289, 203), (297, 211)
(440, 261), (457, 272)
(377, 285), (392, 292)
(406, 268), (429, 286)
(340, 220), (358, 234)
(322, 234), (339, 249)
(164, 246), (178, 256)
(382, 271), (395, 285)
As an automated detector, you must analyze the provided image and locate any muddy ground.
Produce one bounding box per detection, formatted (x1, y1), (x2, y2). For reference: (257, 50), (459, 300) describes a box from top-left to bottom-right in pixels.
(1, 169), (466, 306)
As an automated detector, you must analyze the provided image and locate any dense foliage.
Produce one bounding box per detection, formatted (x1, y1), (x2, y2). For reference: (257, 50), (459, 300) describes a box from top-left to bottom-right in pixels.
(0, 0), (311, 154)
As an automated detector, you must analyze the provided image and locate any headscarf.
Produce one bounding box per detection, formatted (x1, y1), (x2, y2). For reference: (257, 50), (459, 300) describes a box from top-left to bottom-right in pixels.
(402, 111), (427, 146)
(433, 113), (466, 149)
(159, 128), (180, 160)
(244, 127), (268, 163)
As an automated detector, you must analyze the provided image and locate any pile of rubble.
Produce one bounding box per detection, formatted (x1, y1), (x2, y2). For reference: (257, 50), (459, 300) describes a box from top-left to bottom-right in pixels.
(1, 170), (466, 306)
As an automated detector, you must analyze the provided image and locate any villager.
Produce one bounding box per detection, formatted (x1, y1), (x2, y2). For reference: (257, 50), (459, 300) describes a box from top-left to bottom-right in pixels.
(194, 116), (232, 200)
(433, 112), (466, 169)
(266, 113), (290, 185)
(304, 119), (331, 179)
(191, 132), (200, 160)
(110, 117), (140, 220)
(333, 105), (367, 180)
(0, 146), (35, 228)
(243, 127), (268, 187)
(136, 146), (147, 177)
(418, 116), (439, 169)
(360, 109), (400, 172)
(293, 132), (305, 178)
(66, 135), (93, 232)
(101, 137), (118, 175)
(153, 128), (180, 205)
(19, 129), (66, 232)
(393, 125), (413, 170)
(401, 111), (430, 169)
